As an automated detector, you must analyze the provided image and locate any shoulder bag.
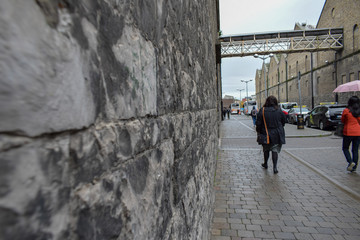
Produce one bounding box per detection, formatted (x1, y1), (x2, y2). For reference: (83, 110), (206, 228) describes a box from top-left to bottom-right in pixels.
(257, 107), (270, 144)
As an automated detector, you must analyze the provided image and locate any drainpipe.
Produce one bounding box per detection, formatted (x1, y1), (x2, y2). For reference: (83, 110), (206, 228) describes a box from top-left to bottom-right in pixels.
(334, 52), (338, 103)
(310, 52), (314, 109)
(285, 58), (288, 102)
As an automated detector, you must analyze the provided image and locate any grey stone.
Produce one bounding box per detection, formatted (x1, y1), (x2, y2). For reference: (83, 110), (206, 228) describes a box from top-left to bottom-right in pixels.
(0, 0), (219, 239)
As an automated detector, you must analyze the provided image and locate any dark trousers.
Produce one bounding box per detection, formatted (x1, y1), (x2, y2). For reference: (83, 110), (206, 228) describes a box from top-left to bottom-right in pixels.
(342, 135), (360, 169)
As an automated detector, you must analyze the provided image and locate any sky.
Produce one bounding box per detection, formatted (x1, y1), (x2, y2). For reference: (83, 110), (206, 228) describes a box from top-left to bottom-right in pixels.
(220, 0), (326, 100)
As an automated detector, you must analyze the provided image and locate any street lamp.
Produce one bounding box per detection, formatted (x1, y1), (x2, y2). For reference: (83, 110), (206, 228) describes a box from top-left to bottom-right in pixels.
(236, 88), (244, 101)
(241, 79), (253, 101)
(254, 53), (274, 98)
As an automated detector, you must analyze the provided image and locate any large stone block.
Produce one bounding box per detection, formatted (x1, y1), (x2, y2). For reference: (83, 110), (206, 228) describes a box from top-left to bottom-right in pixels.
(0, 1), (98, 137)
(0, 136), (71, 239)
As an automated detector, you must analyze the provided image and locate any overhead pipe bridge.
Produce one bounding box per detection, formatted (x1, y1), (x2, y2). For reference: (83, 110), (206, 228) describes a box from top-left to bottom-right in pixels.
(220, 28), (343, 58)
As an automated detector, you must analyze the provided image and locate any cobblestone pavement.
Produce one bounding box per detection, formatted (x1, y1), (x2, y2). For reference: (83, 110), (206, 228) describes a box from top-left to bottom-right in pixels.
(211, 115), (360, 240)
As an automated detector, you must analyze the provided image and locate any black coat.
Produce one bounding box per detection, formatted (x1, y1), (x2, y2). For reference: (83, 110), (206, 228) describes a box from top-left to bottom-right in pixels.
(256, 107), (286, 144)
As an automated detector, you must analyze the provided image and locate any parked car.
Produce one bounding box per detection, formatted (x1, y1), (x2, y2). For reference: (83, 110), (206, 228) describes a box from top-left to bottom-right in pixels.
(288, 107), (310, 124)
(279, 102), (297, 123)
(304, 104), (346, 130)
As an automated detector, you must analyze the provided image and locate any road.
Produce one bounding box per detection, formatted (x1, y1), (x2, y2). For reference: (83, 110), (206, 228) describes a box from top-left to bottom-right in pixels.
(211, 114), (360, 240)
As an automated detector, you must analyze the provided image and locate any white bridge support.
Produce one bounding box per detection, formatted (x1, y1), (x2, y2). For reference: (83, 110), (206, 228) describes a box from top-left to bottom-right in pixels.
(220, 28), (343, 57)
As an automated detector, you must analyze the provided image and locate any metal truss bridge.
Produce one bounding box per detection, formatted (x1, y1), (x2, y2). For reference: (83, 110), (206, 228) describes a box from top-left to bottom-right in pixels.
(220, 28), (343, 58)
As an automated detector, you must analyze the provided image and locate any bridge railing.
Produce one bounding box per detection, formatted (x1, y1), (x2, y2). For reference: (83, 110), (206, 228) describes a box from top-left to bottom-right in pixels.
(220, 28), (343, 58)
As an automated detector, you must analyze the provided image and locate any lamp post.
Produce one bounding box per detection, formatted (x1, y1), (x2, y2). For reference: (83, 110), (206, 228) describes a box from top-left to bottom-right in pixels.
(254, 54), (274, 99)
(236, 88), (244, 101)
(241, 80), (253, 101)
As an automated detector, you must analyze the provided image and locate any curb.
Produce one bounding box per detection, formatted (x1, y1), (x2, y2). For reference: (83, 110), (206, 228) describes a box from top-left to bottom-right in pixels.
(286, 132), (333, 138)
(284, 150), (360, 202)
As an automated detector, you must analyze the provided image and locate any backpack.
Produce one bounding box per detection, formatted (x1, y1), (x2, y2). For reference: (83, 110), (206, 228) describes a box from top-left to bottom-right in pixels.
(251, 109), (257, 117)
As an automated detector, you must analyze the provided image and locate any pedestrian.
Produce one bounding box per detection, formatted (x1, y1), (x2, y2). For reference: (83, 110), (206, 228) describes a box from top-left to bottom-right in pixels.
(250, 106), (258, 127)
(256, 96), (286, 174)
(222, 107), (227, 120)
(341, 96), (360, 172)
(227, 108), (230, 119)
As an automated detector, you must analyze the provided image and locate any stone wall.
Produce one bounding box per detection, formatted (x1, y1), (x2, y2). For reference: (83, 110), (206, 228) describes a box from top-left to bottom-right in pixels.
(0, 0), (220, 239)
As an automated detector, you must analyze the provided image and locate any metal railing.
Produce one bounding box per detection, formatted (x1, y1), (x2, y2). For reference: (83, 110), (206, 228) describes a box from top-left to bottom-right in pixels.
(220, 28), (343, 58)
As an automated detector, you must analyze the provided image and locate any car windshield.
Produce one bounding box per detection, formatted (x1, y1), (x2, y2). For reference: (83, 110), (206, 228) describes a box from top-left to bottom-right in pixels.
(282, 104), (296, 109)
(329, 106), (346, 112)
(293, 108), (309, 113)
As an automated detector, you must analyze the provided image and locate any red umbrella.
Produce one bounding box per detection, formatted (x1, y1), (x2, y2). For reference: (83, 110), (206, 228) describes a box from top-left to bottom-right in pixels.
(333, 80), (360, 92)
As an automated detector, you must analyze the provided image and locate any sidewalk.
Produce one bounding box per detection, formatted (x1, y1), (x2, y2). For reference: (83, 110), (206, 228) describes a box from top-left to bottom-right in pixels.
(211, 116), (360, 240)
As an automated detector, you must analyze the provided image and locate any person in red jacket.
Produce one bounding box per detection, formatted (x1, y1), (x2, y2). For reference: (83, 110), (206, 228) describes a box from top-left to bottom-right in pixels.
(341, 96), (360, 172)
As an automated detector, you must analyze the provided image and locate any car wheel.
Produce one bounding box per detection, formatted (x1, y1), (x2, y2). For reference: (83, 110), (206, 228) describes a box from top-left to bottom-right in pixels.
(319, 121), (325, 130)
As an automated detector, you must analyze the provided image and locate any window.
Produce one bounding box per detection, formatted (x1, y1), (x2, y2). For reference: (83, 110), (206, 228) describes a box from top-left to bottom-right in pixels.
(353, 24), (359, 51)
(342, 74), (346, 84)
(289, 66), (292, 77)
(350, 72), (355, 82)
(296, 61), (299, 75)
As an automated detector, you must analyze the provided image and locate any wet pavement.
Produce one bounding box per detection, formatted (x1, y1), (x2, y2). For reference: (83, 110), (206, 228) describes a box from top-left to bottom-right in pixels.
(211, 114), (360, 240)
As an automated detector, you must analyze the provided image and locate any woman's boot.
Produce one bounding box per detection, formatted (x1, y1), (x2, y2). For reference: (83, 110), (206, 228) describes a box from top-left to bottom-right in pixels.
(262, 151), (269, 169)
(272, 152), (278, 174)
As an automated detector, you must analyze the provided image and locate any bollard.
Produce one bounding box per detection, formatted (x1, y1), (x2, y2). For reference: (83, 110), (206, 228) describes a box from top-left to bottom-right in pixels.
(297, 114), (304, 129)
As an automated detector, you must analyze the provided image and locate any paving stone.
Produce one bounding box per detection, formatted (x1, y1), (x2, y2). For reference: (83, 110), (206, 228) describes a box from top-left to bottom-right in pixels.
(213, 218), (227, 223)
(311, 233), (335, 240)
(315, 227), (335, 234)
(274, 231), (296, 239)
(214, 212), (229, 218)
(245, 224), (262, 231)
(281, 225), (299, 233)
(212, 222), (230, 229)
(210, 236), (231, 240)
(294, 232), (315, 240)
(237, 230), (254, 238)
(227, 218), (242, 224)
(303, 221), (320, 227)
(285, 220), (304, 227)
(253, 230), (274, 238)
(230, 223), (246, 230)
(251, 219), (269, 225)
(211, 229), (221, 236)
(297, 226), (319, 234)
(317, 221), (336, 228)
(221, 229), (237, 237)
(261, 225), (281, 232)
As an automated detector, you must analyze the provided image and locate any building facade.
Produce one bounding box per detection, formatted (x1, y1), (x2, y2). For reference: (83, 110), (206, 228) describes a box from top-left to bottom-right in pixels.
(256, 0), (360, 108)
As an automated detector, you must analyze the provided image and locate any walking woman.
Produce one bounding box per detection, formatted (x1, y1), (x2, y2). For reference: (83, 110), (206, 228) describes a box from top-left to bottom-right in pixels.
(256, 96), (286, 174)
(341, 96), (360, 172)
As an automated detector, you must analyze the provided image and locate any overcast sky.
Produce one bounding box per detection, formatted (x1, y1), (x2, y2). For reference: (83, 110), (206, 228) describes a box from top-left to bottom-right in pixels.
(220, 0), (326, 100)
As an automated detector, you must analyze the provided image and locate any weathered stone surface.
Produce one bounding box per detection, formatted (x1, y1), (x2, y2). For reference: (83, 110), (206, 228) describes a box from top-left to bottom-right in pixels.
(0, 0), (219, 239)
(0, 1), (97, 137)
